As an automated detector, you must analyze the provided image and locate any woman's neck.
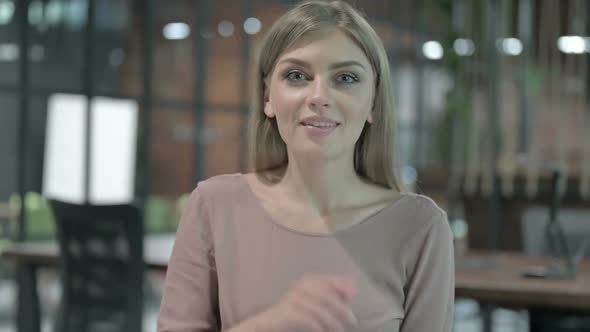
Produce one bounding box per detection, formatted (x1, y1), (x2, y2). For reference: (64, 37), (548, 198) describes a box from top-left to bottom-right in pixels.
(278, 152), (368, 215)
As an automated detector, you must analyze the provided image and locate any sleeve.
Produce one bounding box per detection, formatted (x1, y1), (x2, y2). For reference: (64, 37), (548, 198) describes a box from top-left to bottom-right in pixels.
(157, 186), (220, 332)
(400, 211), (455, 332)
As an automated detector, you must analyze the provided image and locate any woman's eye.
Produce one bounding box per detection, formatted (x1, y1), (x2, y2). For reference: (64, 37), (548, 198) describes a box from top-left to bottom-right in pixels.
(285, 71), (307, 81)
(336, 73), (359, 84)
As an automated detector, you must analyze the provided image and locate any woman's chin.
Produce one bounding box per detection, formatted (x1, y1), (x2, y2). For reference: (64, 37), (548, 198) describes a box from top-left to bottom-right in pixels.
(289, 144), (342, 161)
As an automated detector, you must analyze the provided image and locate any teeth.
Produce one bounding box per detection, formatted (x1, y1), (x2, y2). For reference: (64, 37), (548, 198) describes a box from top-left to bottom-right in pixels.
(303, 121), (337, 128)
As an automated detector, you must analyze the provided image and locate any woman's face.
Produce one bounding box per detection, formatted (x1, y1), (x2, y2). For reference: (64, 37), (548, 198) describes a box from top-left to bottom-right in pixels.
(264, 30), (376, 160)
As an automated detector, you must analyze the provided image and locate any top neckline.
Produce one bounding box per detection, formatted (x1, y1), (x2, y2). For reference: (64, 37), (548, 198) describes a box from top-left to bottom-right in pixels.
(235, 173), (408, 237)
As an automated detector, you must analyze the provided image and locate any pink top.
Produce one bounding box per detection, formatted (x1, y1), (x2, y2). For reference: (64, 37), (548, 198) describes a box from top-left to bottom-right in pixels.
(157, 173), (454, 332)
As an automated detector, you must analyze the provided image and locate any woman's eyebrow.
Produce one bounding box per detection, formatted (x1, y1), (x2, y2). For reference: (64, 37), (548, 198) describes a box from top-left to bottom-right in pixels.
(278, 58), (367, 71)
(329, 60), (366, 71)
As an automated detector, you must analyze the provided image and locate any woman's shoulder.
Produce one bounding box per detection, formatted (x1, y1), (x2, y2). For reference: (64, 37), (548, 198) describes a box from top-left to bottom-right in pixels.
(387, 192), (449, 234)
(194, 173), (245, 195)
(400, 192), (447, 219)
(389, 193), (453, 265)
(184, 173), (249, 209)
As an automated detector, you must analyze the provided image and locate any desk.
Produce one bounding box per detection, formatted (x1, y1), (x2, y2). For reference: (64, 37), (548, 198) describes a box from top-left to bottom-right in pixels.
(2, 233), (174, 270)
(1, 234), (175, 332)
(456, 251), (590, 332)
(456, 251), (590, 310)
(4, 241), (590, 332)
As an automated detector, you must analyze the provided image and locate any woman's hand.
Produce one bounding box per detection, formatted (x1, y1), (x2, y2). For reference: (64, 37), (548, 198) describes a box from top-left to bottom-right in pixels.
(254, 274), (358, 332)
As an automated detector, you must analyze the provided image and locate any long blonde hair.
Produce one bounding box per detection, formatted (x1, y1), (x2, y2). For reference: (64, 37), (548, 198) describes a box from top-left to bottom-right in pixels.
(247, 0), (405, 192)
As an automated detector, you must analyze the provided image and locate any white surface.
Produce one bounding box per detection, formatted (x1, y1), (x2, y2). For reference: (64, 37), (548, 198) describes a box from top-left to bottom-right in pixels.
(89, 97), (138, 204)
(42, 94), (138, 205)
(43, 94), (87, 204)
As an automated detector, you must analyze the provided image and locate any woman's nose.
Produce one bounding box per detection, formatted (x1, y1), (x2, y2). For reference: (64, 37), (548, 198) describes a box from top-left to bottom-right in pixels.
(308, 78), (331, 110)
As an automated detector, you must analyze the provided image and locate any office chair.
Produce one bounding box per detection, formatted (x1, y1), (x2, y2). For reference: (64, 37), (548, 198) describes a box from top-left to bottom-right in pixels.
(49, 200), (144, 332)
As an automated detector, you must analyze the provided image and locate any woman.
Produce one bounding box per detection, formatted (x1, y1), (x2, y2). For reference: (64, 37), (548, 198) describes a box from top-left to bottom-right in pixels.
(158, 1), (454, 331)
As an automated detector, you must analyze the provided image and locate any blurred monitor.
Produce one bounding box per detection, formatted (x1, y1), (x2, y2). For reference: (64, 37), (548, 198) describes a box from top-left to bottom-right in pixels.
(522, 206), (590, 258)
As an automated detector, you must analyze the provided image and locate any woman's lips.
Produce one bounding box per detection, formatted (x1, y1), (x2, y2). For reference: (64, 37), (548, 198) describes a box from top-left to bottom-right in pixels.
(301, 123), (339, 138)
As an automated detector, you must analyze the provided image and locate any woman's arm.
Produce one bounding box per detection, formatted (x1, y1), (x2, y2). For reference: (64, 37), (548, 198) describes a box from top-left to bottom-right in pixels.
(225, 275), (358, 332)
(400, 212), (455, 332)
(157, 187), (220, 332)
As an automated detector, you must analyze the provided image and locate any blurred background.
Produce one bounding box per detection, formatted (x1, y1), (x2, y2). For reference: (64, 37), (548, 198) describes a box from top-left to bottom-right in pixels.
(0, 0), (589, 331)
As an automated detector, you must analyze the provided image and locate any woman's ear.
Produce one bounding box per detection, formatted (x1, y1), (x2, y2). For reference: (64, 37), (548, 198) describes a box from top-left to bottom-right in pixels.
(368, 84), (377, 124)
(367, 102), (375, 123)
(264, 101), (275, 118)
(263, 78), (275, 118)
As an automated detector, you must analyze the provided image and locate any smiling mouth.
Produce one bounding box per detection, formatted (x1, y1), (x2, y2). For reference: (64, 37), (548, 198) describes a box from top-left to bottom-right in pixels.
(300, 121), (340, 128)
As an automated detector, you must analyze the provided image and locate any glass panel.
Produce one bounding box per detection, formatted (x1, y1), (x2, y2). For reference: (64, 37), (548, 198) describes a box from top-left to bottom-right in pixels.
(204, 110), (243, 178)
(150, 108), (195, 197)
(29, 0), (87, 92)
(152, 0), (195, 102)
(93, 0), (141, 97)
(26, 95), (52, 193)
(148, 108), (243, 197)
(0, 92), (17, 199)
(0, 0), (17, 85)
(204, 1), (242, 108)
